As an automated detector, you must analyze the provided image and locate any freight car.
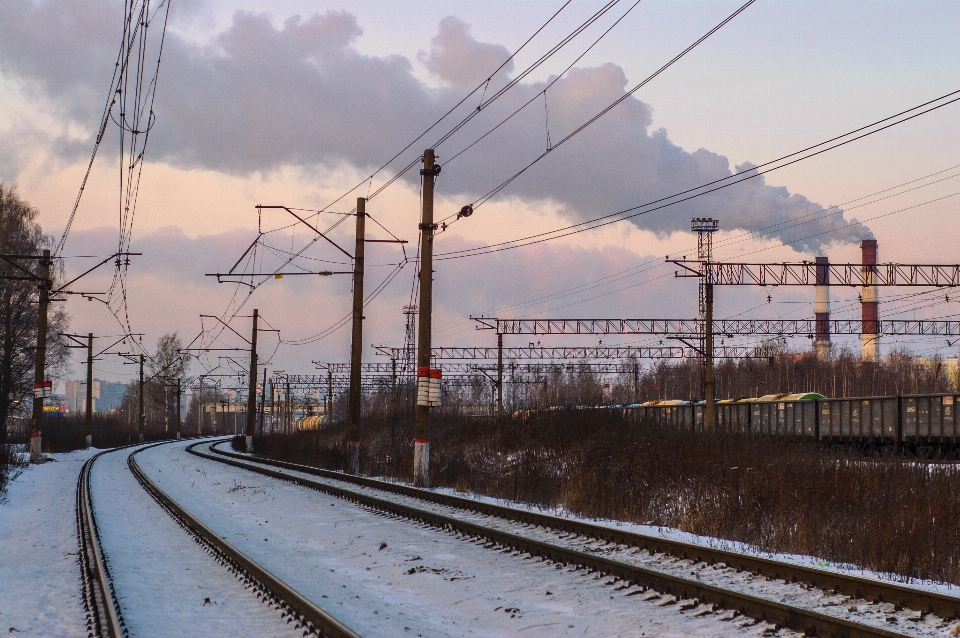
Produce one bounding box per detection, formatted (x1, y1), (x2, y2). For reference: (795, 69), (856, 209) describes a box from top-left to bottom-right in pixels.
(298, 414), (344, 430)
(629, 392), (960, 445)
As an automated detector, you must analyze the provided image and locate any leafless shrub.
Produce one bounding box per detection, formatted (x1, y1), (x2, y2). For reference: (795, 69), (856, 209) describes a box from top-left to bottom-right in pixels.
(0, 444), (27, 501)
(255, 409), (960, 584)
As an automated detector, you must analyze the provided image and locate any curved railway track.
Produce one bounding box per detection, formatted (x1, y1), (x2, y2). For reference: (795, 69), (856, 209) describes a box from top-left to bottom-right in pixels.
(194, 440), (960, 638)
(76, 441), (360, 638)
(77, 449), (127, 638)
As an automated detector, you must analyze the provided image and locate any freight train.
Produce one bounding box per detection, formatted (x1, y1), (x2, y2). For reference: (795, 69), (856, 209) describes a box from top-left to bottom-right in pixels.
(298, 414), (344, 430)
(631, 392), (960, 442)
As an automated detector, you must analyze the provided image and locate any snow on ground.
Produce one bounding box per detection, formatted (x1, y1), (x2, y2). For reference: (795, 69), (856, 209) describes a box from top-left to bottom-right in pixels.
(90, 443), (304, 638)
(139, 440), (785, 638)
(0, 447), (97, 636)
(226, 443), (960, 596)
(427, 488), (960, 596)
(208, 442), (960, 635)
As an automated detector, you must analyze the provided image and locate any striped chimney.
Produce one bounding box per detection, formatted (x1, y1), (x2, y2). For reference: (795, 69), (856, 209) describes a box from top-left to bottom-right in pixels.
(814, 256), (831, 360)
(860, 239), (880, 360)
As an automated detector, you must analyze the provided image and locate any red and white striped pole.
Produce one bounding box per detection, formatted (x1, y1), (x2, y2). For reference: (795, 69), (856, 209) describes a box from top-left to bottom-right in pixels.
(860, 240), (880, 361)
(814, 256), (831, 361)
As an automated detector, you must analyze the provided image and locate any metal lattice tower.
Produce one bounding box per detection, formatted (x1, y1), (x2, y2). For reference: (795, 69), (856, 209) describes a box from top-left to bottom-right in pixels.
(691, 217), (719, 359)
(401, 305), (418, 374)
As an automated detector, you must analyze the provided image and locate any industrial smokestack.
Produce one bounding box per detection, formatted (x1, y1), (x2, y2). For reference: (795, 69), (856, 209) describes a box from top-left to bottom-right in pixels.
(860, 239), (879, 361)
(814, 256), (831, 361)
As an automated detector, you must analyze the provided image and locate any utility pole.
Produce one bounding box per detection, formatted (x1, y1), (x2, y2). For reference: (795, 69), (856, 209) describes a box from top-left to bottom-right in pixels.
(268, 379), (274, 433)
(85, 332), (94, 448)
(259, 367), (267, 436)
(390, 357), (398, 417)
(245, 309), (259, 451)
(497, 333), (504, 418)
(285, 379), (291, 435)
(29, 249), (51, 462)
(213, 385), (219, 434)
(138, 354), (145, 443)
(176, 378), (182, 439)
(326, 371), (333, 422)
(414, 149), (440, 487)
(347, 197), (366, 473)
(704, 282), (715, 430)
(198, 376), (204, 435)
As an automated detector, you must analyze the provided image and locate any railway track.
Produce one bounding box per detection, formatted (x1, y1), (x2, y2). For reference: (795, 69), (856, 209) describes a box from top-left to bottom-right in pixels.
(194, 440), (960, 638)
(76, 441), (360, 638)
(77, 449), (127, 638)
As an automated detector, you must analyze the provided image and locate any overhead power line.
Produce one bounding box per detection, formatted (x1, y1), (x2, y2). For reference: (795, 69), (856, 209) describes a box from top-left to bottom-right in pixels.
(442, 0), (757, 222)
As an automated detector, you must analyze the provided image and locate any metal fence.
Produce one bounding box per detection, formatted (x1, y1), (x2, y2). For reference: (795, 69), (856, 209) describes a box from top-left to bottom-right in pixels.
(631, 393), (960, 441)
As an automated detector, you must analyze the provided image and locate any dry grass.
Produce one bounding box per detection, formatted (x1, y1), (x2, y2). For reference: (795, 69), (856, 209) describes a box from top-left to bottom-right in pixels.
(254, 409), (960, 585)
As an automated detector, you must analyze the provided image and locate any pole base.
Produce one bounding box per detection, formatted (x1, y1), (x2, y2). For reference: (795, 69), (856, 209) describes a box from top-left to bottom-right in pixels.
(245, 435), (253, 453)
(176, 432), (181, 440)
(139, 433), (144, 444)
(29, 434), (42, 462)
(347, 441), (360, 475)
(84, 434), (92, 449)
(413, 440), (430, 488)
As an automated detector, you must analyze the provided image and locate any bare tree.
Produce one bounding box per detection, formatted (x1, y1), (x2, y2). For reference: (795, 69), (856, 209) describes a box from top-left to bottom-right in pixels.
(0, 185), (69, 443)
(149, 333), (189, 432)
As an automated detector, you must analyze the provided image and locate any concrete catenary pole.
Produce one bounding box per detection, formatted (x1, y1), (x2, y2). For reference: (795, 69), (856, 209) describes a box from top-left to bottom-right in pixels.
(268, 378), (274, 433)
(326, 371), (333, 422)
(704, 283), (716, 430)
(138, 354), (145, 443)
(212, 385), (218, 434)
(285, 378), (291, 435)
(814, 256), (831, 361)
(497, 332), (504, 418)
(347, 197), (366, 473)
(259, 367), (267, 435)
(85, 332), (94, 448)
(176, 378), (182, 439)
(198, 376), (204, 435)
(414, 149), (439, 487)
(245, 309), (259, 451)
(29, 249), (51, 461)
(860, 239), (880, 361)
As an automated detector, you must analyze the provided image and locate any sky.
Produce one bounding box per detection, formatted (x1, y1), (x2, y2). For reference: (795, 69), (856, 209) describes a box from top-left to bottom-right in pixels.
(1, 0), (958, 387)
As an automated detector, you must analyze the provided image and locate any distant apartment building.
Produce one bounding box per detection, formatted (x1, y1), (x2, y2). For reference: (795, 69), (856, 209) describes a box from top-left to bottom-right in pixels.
(98, 381), (127, 412)
(63, 379), (128, 413)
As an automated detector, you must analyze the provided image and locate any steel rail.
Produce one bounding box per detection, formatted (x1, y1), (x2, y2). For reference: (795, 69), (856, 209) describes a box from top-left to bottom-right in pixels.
(126, 443), (360, 638)
(77, 451), (127, 638)
(192, 442), (931, 638)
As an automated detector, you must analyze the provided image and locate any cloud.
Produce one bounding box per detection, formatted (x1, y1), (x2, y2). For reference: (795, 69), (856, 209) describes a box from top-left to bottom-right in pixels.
(419, 16), (513, 88)
(0, 1), (870, 250)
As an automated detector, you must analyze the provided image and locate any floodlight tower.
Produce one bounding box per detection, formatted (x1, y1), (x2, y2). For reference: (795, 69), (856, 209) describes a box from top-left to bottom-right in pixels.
(693, 217), (719, 323)
(692, 217), (719, 429)
(402, 305), (418, 372)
